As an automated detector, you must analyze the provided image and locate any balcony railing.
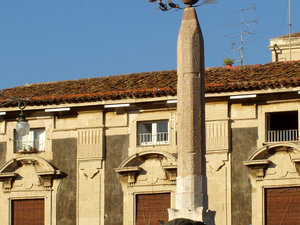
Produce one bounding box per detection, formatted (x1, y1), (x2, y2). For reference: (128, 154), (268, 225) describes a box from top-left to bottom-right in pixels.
(138, 132), (169, 146)
(14, 139), (45, 152)
(266, 129), (299, 142)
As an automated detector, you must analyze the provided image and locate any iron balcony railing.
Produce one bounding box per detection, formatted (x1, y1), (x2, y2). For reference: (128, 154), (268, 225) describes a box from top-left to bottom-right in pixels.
(138, 132), (169, 146)
(14, 139), (45, 152)
(266, 129), (299, 142)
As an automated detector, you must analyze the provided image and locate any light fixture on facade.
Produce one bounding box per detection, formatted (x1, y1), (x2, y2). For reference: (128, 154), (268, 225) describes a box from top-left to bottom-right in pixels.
(230, 94), (257, 99)
(167, 100), (177, 104)
(104, 103), (130, 108)
(0, 95), (31, 136)
(45, 107), (70, 112)
(15, 101), (30, 136)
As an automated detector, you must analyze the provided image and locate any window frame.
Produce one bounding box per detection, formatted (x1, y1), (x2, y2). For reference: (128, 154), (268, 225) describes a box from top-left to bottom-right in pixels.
(137, 120), (169, 146)
(14, 128), (46, 153)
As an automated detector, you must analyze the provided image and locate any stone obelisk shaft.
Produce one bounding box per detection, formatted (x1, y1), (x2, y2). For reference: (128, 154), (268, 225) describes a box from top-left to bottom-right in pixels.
(173, 6), (206, 219)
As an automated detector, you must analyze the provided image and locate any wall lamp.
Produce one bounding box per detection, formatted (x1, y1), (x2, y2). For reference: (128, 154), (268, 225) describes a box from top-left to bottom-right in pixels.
(0, 95), (32, 136)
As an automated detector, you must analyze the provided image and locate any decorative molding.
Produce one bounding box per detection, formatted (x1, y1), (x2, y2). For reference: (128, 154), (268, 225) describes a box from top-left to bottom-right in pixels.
(77, 128), (103, 159)
(244, 159), (270, 178)
(248, 143), (300, 161)
(80, 167), (101, 180)
(118, 150), (176, 168)
(115, 166), (141, 185)
(162, 165), (177, 182)
(0, 156), (61, 190)
(116, 151), (177, 185)
(292, 158), (300, 175)
(37, 171), (61, 188)
(208, 160), (225, 172)
(206, 120), (229, 151)
(0, 172), (17, 190)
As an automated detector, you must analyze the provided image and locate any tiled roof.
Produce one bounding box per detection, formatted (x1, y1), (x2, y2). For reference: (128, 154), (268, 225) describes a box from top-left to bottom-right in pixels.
(278, 32), (300, 38)
(1, 61), (300, 106)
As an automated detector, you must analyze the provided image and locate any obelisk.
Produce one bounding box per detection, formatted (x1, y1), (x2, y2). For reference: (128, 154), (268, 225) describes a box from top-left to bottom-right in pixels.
(168, 1), (207, 222)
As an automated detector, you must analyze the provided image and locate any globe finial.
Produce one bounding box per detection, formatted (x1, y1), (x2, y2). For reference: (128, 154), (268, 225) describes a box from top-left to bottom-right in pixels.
(181, 0), (199, 6)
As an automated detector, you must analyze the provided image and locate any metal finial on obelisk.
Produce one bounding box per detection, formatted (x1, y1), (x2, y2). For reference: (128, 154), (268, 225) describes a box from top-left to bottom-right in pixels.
(148, 0), (215, 11)
(181, 0), (199, 6)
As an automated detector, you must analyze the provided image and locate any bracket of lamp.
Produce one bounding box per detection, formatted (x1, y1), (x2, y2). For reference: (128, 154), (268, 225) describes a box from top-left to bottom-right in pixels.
(0, 94), (32, 136)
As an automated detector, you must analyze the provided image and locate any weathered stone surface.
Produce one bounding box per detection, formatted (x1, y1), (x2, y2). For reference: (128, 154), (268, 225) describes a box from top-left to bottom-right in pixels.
(231, 128), (258, 225)
(52, 138), (77, 225)
(160, 218), (206, 225)
(0, 142), (6, 167)
(171, 5), (207, 222)
(105, 135), (129, 225)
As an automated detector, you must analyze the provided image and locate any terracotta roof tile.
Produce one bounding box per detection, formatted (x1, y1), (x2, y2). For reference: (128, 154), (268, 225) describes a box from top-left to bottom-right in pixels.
(1, 61), (300, 106)
(278, 32), (300, 38)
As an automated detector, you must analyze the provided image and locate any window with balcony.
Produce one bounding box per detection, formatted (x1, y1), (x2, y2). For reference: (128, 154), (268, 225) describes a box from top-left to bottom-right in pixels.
(14, 128), (45, 153)
(266, 111), (298, 142)
(138, 121), (169, 146)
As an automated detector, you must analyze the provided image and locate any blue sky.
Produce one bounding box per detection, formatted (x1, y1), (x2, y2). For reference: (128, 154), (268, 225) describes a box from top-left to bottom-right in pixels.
(0, 0), (299, 90)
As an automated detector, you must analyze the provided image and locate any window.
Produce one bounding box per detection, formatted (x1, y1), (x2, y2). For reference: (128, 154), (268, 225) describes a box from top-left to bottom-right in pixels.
(12, 199), (44, 225)
(14, 128), (45, 153)
(266, 111), (298, 142)
(265, 187), (300, 225)
(136, 193), (170, 225)
(138, 121), (169, 146)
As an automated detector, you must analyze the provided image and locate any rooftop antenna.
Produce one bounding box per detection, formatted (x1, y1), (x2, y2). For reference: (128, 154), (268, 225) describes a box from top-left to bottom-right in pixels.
(289, 0), (292, 61)
(229, 5), (257, 66)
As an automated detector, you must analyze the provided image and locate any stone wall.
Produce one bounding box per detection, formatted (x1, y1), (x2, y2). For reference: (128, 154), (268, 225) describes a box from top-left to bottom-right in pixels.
(52, 138), (77, 225)
(0, 142), (6, 167)
(231, 128), (258, 225)
(104, 135), (129, 225)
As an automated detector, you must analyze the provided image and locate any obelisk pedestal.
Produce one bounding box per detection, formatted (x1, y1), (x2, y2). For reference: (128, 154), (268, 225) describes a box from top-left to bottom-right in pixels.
(168, 5), (209, 223)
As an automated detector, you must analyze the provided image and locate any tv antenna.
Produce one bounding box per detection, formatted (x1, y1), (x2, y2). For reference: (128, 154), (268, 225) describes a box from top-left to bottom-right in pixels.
(229, 5), (257, 66)
(288, 0), (292, 60)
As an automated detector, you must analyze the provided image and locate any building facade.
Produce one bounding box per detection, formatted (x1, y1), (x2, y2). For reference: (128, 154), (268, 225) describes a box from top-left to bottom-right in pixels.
(269, 32), (300, 62)
(0, 60), (300, 225)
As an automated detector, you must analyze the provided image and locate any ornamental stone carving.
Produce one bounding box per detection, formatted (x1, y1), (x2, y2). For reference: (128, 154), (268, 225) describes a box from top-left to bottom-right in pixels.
(0, 156), (61, 191)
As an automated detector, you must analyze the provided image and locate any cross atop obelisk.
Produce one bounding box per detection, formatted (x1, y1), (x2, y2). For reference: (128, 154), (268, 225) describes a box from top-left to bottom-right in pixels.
(168, 0), (209, 223)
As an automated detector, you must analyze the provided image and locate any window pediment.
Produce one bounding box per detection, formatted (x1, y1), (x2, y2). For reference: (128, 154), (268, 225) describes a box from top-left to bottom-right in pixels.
(0, 156), (61, 190)
(245, 144), (300, 179)
(116, 151), (177, 185)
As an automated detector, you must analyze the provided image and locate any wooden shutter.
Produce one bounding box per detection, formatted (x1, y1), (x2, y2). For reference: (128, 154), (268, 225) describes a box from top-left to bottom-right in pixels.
(12, 199), (44, 225)
(265, 187), (300, 225)
(136, 193), (170, 225)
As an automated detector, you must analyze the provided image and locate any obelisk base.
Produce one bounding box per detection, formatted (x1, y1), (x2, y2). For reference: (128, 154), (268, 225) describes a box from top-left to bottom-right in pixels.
(168, 207), (214, 225)
(167, 175), (214, 224)
(168, 207), (204, 222)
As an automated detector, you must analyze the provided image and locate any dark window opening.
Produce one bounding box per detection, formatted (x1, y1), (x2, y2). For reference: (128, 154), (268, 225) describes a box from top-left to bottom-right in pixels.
(266, 111), (298, 142)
